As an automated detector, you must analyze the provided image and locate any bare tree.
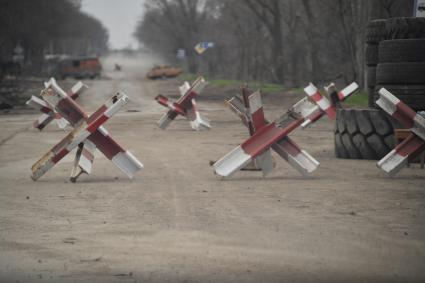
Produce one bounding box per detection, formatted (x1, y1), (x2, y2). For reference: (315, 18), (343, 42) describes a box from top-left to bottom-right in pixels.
(0, 0), (108, 74)
(244, 0), (285, 83)
(134, 0), (414, 88)
(135, 0), (207, 73)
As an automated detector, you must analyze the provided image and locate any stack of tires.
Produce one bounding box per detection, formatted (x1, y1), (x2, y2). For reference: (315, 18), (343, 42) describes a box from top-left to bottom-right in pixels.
(375, 18), (425, 111)
(335, 17), (425, 160)
(365, 19), (386, 107)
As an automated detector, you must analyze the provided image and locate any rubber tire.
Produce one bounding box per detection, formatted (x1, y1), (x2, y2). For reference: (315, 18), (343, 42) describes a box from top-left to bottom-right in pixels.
(335, 109), (395, 160)
(376, 62), (425, 84)
(379, 39), (425, 63)
(365, 44), (379, 66)
(367, 66), (376, 88)
(385, 17), (425, 40)
(366, 19), (386, 44)
(373, 84), (425, 111)
(367, 87), (375, 108)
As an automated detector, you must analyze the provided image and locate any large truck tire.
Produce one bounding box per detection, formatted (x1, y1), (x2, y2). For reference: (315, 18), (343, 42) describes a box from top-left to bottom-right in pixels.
(335, 109), (395, 160)
(365, 18), (425, 112)
(367, 66), (377, 88)
(376, 62), (425, 84)
(385, 17), (425, 40)
(365, 19), (386, 44)
(368, 87), (375, 108)
(379, 39), (425, 63)
(365, 44), (379, 66)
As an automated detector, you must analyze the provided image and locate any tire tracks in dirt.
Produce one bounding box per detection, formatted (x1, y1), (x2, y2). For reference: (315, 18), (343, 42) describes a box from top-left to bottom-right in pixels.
(0, 125), (30, 147)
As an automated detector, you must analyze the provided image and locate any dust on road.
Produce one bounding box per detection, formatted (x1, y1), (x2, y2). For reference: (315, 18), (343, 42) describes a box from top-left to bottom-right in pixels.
(0, 52), (424, 283)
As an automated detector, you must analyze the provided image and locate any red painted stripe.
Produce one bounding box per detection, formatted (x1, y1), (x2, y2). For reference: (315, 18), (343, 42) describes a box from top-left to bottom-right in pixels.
(277, 136), (301, 156)
(34, 115), (54, 130)
(395, 134), (425, 157)
(271, 144), (289, 160)
(87, 115), (108, 133)
(34, 120), (43, 130)
(179, 91), (198, 109)
(88, 130), (124, 160)
(52, 133), (73, 154)
(172, 103), (186, 116)
(310, 92), (322, 102)
(306, 110), (324, 123)
(157, 94), (186, 116)
(167, 110), (178, 121)
(41, 106), (53, 114)
(398, 103), (417, 121)
(68, 90), (80, 100)
(155, 95), (169, 107)
(324, 106), (337, 120)
(241, 119), (304, 158)
(57, 98), (87, 126)
(272, 136), (302, 161)
(392, 102), (416, 128)
(87, 104), (107, 124)
(52, 148), (69, 164)
(82, 148), (94, 161)
(251, 108), (266, 131)
(39, 119), (51, 128)
(412, 141), (425, 158)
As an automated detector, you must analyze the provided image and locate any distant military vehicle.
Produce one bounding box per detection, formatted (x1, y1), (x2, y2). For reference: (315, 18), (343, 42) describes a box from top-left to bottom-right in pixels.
(146, 64), (182, 79)
(58, 56), (102, 79)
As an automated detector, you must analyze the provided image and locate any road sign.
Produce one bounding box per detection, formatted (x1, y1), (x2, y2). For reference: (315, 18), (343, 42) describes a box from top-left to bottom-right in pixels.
(194, 42), (214, 54)
(176, 48), (186, 59)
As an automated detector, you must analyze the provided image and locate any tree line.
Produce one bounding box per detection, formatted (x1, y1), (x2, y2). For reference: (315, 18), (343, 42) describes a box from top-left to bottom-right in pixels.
(0, 0), (108, 74)
(135, 0), (413, 87)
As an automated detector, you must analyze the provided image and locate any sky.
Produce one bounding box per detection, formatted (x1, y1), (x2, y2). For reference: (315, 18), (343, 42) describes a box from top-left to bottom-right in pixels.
(81, 0), (145, 50)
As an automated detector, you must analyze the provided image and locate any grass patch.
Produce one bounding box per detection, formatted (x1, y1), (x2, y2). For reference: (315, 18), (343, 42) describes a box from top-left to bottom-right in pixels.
(209, 79), (245, 88)
(251, 82), (286, 93)
(179, 73), (285, 93)
(344, 90), (368, 107)
(179, 73), (199, 82)
(180, 73), (369, 107)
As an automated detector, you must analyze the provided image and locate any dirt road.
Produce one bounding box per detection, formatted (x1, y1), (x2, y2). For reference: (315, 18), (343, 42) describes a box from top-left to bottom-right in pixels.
(0, 53), (424, 283)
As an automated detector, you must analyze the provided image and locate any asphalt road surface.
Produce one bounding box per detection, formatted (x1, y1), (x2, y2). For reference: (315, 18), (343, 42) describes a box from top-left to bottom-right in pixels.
(0, 53), (424, 283)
